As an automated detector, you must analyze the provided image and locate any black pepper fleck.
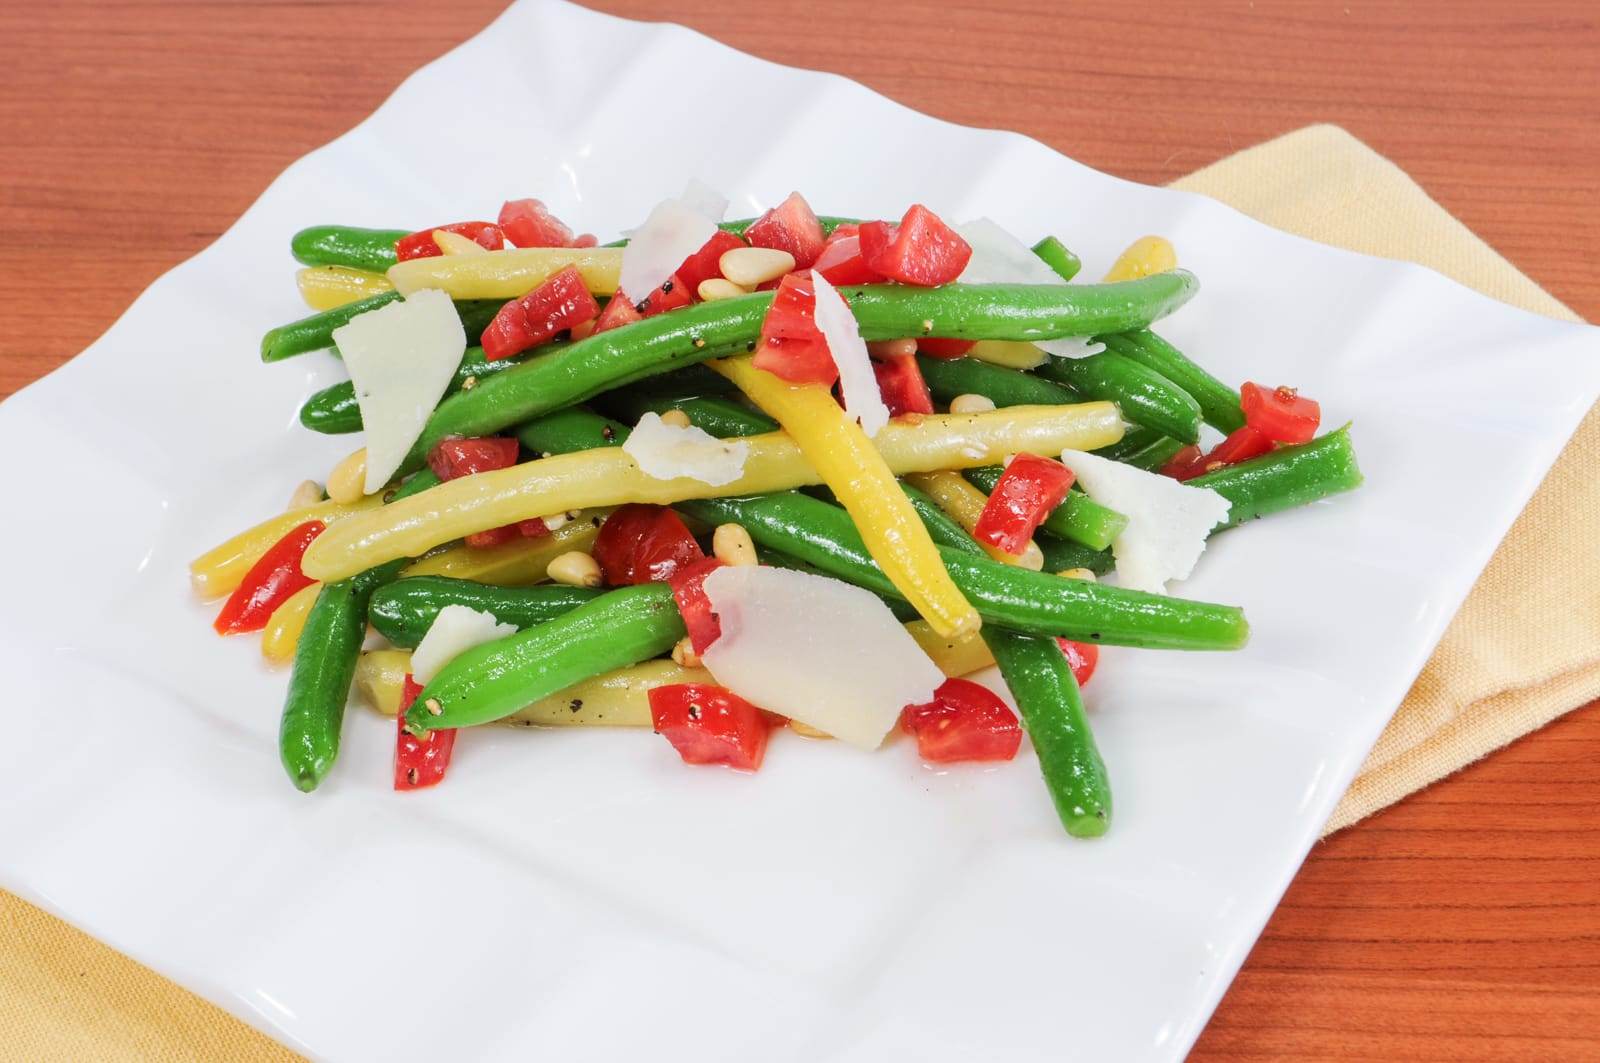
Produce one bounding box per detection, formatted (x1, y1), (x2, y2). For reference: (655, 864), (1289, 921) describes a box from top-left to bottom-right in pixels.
(569, 698), (583, 713)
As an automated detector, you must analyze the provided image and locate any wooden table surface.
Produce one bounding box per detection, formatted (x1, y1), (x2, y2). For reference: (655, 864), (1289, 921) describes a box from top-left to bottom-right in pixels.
(3, 1), (1596, 1058)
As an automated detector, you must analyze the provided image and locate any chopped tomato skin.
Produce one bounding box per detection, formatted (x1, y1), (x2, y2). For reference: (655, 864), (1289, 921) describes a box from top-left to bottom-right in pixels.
(974, 454), (1076, 555)
(743, 192), (826, 269)
(668, 557), (726, 654)
(900, 678), (1021, 763)
(859, 205), (971, 286)
(395, 221), (504, 262)
(496, 199), (577, 248)
(1055, 639), (1100, 687)
(634, 274), (692, 317)
(1240, 382), (1321, 444)
(753, 271), (839, 386)
(1161, 444), (1209, 481)
(213, 520), (324, 635)
(676, 229), (747, 294)
(395, 674), (456, 790)
(480, 264), (600, 361)
(592, 295), (642, 334)
(872, 354), (934, 417)
(812, 227), (882, 285)
(593, 504), (706, 586)
(517, 518), (551, 538)
(1205, 425), (1275, 469)
(917, 338), (976, 359)
(649, 683), (770, 771)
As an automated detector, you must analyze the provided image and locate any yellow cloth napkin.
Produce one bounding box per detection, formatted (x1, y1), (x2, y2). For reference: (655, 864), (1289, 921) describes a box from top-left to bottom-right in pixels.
(3, 124), (1594, 1060)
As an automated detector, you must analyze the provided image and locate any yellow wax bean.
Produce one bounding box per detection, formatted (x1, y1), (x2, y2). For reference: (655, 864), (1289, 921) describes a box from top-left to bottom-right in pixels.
(904, 620), (995, 678)
(296, 266), (394, 311)
(387, 246), (623, 300)
(190, 493), (385, 600)
(400, 512), (605, 585)
(431, 229), (490, 256)
(1103, 236), (1177, 283)
(355, 651), (707, 727)
(905, 470), (1043, 569)
(967, 340), (1047, 370)
(260, 582), (321, 664)
(300, 401), (1122, 585)
(714, 357), (978, 638)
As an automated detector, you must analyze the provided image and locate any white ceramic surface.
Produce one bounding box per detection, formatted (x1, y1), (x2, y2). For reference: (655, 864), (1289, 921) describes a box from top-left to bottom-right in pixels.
(3, 2), (1597, 1060)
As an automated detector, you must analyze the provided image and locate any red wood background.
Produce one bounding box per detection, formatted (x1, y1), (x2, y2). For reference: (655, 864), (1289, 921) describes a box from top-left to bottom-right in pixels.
(2, 1), (1596, 1058)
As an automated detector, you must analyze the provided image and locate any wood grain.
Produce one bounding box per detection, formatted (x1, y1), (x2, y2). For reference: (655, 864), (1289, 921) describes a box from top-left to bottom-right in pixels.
(2, 1), (1596, 1058)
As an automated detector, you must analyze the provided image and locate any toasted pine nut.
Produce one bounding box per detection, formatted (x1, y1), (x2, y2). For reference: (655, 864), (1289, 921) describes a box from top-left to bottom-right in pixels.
(1057, 567), (1098, 582)
(697, 277), (750, 301)
(1015, 540), (1045, 571)
(868, 338), (918, 360)
(540, 511), (571, 532)
(671, 636), (701, 668)
(712, 523), (757, 566)
(789, 719), (833, 739)
(326, 449), (368, 504)
(432, 229), (489, 256)
(547, 550), (602, 587)
(719, 246), (795, 287)
(287, 479), (324, 510)
(658, 408), (692, 429)
(948, 393), (996, 415)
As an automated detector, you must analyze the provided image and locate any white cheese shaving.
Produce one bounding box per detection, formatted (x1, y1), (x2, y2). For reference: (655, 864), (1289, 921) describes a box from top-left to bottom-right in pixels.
(701, 566), (943, 749)
(410, 604), (519, 684)
(618, 181), (726, 302)
(1059, 448), (1231, 595)
(812, 272), (889, 437)
(622, 412), (749, 486)
(332, 288), (466, 494)
(956, 218), (1103, 359)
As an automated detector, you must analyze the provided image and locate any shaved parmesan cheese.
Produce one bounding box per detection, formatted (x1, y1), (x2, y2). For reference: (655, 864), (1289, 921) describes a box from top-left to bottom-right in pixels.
(332, 288), (466, 493)
(701, 566), (943, 749)
(618, 181), (726, 301)
(622, 412), (749, 486)
(812, 273), (889, 437)
(410, 604), (518, 684)
(956, 218), (1103, 359)
(1059, 449), (1231, 594)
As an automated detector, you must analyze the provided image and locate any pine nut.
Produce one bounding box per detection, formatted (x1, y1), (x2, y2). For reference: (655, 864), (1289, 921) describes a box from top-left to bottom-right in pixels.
(547, 550), (602, 587)
(1057, 567), (1098, 582)
(658, 408), (692, 429)
(540, 511), (571, 532)
(432, 229), (489, 256)
(712, 523), (757, 566)
(671, 636), (702, 668)
(719, 246), (795, 287)
(1015, 540), (1045, 571)
(789, 719), (833, 739)
(948, 393), (996, 415)
(868, 338), (918, 360)
(697, 277), (750, 301)
(326, 449), (368, 504)
(287, 479), (324, 510)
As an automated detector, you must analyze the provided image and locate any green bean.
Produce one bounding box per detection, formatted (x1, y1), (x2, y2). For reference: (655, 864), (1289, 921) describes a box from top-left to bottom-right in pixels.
(918, 354), (1082, 408)
(404, 275), (1197, 477)
(261, 294), (501, 363)
(1093, 424), (1167, 463)
(1035, 533), (1113, 576)
(677, 493), (1248, 651)
(962, 465), (1128, 552)
(1116, 435), (1187, 473)
(596, 391), (776, 439)
(1193, 425), (1363, 528)
(291, 225), (408, 272)
(368, 577), (602, 648)
(298, 343), (552, 435)
(901, 484), (987, 556)
(407, 584), (686, 732)
(1035, 351), (1203, 445)
(1031, 236), (1082, 282)
(983, 629), (1111, 837)
(514, 406), (628, 455)
(1098, 330), (1244, 434)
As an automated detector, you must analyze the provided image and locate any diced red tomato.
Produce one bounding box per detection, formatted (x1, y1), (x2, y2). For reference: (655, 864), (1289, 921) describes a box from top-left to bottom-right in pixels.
(496, 198), (577, 248)
(900, 678), (1021, 763)
(572, 233), (599, 248)
(917, 337), (976, 359)
(633, 274), (693, 318)
(1206, 425), (1275, 468)
(872, 354), (934, 417)
(675, 229), (747, 295)
(394, 221), (504, 262)
(517, 518), (551, 538)
(753, 272), (838, 386)
(743, 192), (826, 269)
(592, 504), (705, 586)
(426, 436), (523, 547)
(668, 556), (726, 655)
(1240, 382), (1321, 444)
(212, 520), (324, 635)
(1160, 444), (1209, 482)
(394, 674), (457, 790)
(858, 205), (971, 287)
(812, 225), (882, 285)
(973, 453), (1076, 556)
(569, 319), (596, 341)
(648, 683), (770, 771)
(866, 339), (918, 361)
(480, 264), (600, 361)
(593, 295), (642, 334)
(1055, 639), (1100, 687)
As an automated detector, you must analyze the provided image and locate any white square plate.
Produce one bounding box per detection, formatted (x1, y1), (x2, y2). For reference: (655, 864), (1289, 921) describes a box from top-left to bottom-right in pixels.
(3, 2), (1597, 1059)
